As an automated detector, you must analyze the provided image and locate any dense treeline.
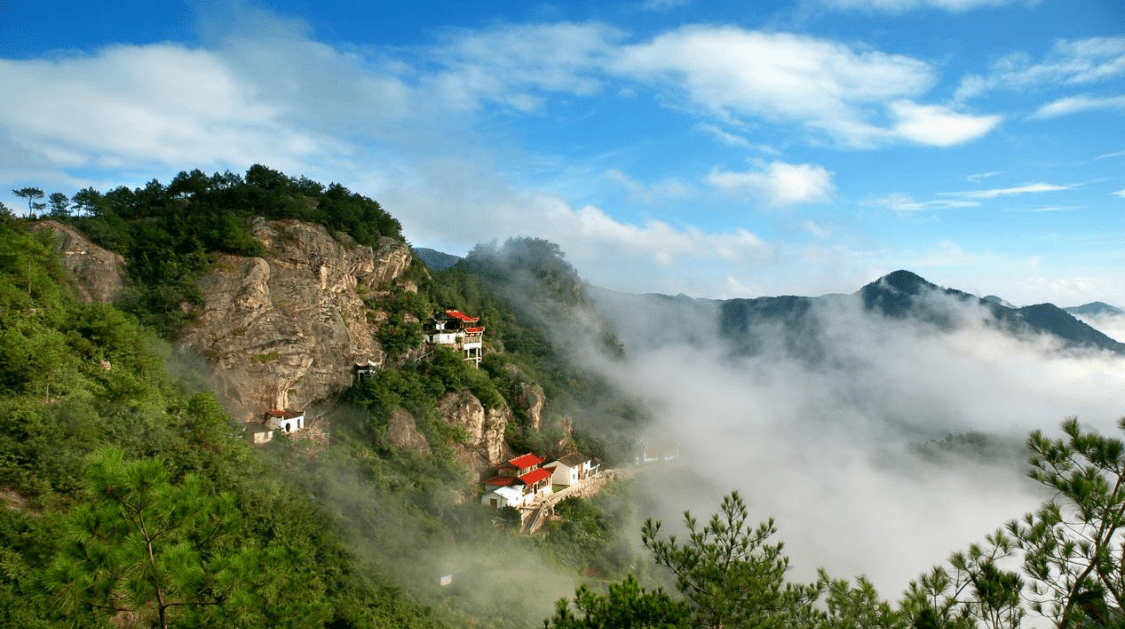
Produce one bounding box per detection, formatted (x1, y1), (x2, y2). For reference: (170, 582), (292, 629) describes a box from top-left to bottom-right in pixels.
(431, 237), (642, 463)
(0, 215), (445, 627)
(3, 173), (654, 627)
(44, 165), (403, 336)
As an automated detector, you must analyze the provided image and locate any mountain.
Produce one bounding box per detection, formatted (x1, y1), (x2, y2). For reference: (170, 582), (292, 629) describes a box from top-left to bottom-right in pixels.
(859, 270), (1125, 354)
(593, 270), (1125, 358)
(415, 247), (462, 271)
(983, 295), (1016, 308)
(1065, 301), (1123, 317)
(2, 169), (646, 628)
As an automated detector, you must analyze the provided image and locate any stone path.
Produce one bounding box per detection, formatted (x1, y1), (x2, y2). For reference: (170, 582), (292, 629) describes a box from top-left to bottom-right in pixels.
(520, 469), (619, 535)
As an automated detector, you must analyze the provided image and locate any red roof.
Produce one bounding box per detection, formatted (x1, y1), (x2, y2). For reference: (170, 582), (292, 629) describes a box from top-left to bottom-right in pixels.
(484, 476), (516, 486)
(501, 453), (544, 470)
(519, 468), (552, 485)
(465, 326), (485, 334)
(445, 310), (479, 323)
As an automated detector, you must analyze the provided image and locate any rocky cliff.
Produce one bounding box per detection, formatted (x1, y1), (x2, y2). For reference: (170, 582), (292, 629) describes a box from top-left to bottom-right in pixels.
(32, 220), (126, 304)
(178, 218), (412, 422)
(438, 391), (512, 472)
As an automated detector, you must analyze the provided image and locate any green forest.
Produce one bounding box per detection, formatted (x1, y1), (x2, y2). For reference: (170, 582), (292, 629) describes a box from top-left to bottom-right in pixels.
(1, 169), (1123, 628)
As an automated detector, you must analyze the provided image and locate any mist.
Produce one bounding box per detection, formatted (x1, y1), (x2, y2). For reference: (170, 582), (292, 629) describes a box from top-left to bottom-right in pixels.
(585, 286), (1125, 598)
(1075, 312), (1125, 347)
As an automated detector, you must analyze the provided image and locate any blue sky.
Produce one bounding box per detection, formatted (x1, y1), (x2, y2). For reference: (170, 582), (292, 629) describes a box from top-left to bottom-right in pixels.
(1, 0), (1123, 305)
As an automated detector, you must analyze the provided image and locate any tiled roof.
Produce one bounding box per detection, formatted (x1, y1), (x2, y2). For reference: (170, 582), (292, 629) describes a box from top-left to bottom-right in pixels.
(484, 476), (516, 486)
(519, 468), (552, 485)
(445, 310), (479, 323)
(465, 326), (485, 334)
(557, 453), (587, 466)
(266, 409), (304, 419)
(502, 453), (544, 469)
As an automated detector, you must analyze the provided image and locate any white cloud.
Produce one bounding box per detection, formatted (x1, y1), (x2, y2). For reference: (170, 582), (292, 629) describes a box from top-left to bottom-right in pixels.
(706, 161), (834, 207)
(823, 0), (1015, 13)
(696, 123), (777, 153)
(378, 157), (773, 272)
(888, 100), (1002, 146)
(424, 23), (619, 113)
(610, 26), (997, 147)
(1113, 188), (1125, 198)
(592, 291), (1125, 596)
(953, 182), (1069, 199)
(570, 204), (770, 264)
(604, 169), (692, 202)
(1030, 93), (1125, 119)
(0, 45), (331, 172)
(643, 0), (694, 9)
(864, 192), (979, 213)
(801, 220), (832, 239)
(957, 36), (1125, 101)
(1003, 205), (1079, 213)
(967, 171), (1003, 182)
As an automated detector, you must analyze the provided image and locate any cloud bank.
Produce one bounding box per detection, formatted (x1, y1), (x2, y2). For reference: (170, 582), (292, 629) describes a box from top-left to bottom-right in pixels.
(588, 288), (1125, 597)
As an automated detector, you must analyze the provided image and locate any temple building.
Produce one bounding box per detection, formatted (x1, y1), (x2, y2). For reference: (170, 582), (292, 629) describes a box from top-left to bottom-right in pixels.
(424, 309), (485, 367)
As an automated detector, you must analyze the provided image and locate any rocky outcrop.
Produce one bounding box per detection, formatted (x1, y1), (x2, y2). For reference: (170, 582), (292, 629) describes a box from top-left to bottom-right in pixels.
(178, 218), (413, 422)
(515, 382), (545, 431)
(386, 409), (430, 454)
(503, 364), (546, 430)
(437, 391), (510, 474)
(32, 220), (126, 303)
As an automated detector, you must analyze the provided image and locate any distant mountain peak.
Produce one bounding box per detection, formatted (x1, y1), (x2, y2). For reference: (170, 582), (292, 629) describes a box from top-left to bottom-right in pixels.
(983, 295), (1016, 308)
(1065, 302), (1123, 317)
(873, 270), (934, 296)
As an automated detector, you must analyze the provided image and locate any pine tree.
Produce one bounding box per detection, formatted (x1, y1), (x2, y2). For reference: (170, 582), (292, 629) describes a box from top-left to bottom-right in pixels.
(41, 448), (256, 628)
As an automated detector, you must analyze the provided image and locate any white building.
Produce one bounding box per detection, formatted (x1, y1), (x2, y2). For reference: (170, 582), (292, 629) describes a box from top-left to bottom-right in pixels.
(424, 310), (485, 367)
(481, 453), (554, 509)
(481, 486), (526, 508)
(547, 453), (601, 487)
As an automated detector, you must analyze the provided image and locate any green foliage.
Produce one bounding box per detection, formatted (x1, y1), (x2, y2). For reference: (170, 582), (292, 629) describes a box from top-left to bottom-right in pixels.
(47, 192), (70, 218)
(430, 239), (643, 465)
(644, 491), (822, 628)
(903, 417), (1125, 629)
(12, 187), (45, 218)
(817, 570), (908, 629)
(549, 492), (826, 629)
(546, 574), (691, 628)
(909, 432), (1028, 469)
(377, 315), (424, 361)
(537, 484), (650, 579)
(54, 165), (403, 338)
(42, 447), (258, 628)
(1014, 417), (1125, 627)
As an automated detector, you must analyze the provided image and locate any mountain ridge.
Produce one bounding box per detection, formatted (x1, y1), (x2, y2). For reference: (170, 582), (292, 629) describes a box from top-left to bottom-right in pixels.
(591, 269), (1125, 357)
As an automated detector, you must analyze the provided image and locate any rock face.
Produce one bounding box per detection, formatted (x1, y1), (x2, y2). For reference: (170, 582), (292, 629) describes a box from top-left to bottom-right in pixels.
(178, 218), (413, 422)
(503, 364), (546, 430)
(32, 220), (126, 303)
(437, 391), (510, 473)
(515, 382), (545, 431)
(386, 409), (430, 454)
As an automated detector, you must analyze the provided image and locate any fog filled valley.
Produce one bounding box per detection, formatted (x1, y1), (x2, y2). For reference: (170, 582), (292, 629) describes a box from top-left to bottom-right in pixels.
(1, 169), (1123, 628)
(590, 284), (1125, 596)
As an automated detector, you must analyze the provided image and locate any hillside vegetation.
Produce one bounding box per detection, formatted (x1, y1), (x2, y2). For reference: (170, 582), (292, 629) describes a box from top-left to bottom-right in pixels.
(0, 168), (649, 628)
(5, 168), (1123, 629)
